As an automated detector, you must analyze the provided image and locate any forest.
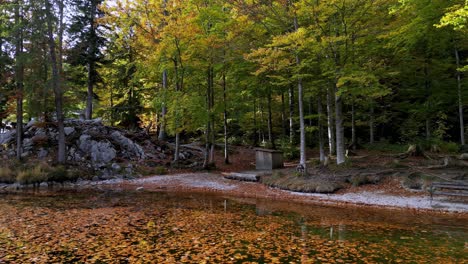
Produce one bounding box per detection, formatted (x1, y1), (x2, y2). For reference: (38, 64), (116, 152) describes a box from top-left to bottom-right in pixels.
(0, 0), (467, 171)
(1, 1), (468, 263)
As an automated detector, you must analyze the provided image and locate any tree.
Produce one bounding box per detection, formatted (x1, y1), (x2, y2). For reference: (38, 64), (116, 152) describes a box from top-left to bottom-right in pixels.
(68, 0), (105, 120)
(45, 0), (66, 163)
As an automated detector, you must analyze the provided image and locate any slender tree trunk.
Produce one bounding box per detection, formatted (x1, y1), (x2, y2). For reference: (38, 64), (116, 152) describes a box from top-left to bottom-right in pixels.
(424, 63), (431, 140)
(85, 0), (97, 120)
(253, 96), (258, 146)
(335, 85), (345, 165)
(326, 86), (335, 155)
(289, 85), (294, 144)
(297, 73), (307, 170)
(58, 0), (64, 75)
(45, 0), (66, 164)
(351, 100), (356, 150)
(110, 85), (114, 126)
(309, 96), (313, 146)
(369, 104), (375, 144)
(223, 71), (229, 164)
(291, 9), (306, 171)
(281, 92), (286, 138)
(15, 0), (23, 160)
(318, 96), (325, 162)
(158, 70), (168, 140)
(209, 66), (215, 164)
(455, 48), (465, 145)
(173, 59), (180, 163)
(267, 87), (274, 148)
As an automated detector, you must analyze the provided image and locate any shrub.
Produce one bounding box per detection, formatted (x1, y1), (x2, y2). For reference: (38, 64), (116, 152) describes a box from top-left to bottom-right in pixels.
(276, 137), (299, 161)
(348, 173), (383, 187)
(0, 166), (16, 184)
(17, 164), (49, 186)
(414, 139), (459, 154)
(154, 166), (167, 175)
(47, 165), (79, 183)
(401, 172), (435, 191)
(364, 141), (407, 153)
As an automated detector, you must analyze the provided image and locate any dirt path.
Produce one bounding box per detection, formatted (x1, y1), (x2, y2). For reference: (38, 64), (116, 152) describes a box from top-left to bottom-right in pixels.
(88, 172), (468, 214)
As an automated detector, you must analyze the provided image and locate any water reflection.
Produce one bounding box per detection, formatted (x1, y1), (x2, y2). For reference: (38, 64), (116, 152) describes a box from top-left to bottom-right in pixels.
(0, 190), (466, 263)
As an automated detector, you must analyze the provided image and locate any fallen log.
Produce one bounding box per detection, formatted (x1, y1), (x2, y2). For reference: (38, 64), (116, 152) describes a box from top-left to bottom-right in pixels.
(222, 172), (259, 182)
(426, 156), (468, 169)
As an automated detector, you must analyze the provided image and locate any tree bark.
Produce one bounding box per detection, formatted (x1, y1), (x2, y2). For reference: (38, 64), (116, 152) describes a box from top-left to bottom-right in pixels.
(351, 100), (356, 150)
(369, 104), (375, 144)
(85, 0), (97, 120)
(288, 85), (294, 144)
(222, 70), (229, 164)
(335, 85), (345, 165)
(281, 92), (286, 138)
(14, 0), (23, 160)
(326, 86), (335, 155)
(424, 63), (431, 140)
(158, 69), (168, 140)
(267, 87), (274, 148)
(45, 0), (66, 164)
(253, 96), (258, 146)
(318, 96), (325, 162)
(455, 48), (465, 145)
(292, 11), (306, 171)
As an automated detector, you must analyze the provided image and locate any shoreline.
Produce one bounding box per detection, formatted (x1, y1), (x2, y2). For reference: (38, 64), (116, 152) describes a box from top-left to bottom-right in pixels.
(1, 172), (467, 216)
(94, 173), (468, 215)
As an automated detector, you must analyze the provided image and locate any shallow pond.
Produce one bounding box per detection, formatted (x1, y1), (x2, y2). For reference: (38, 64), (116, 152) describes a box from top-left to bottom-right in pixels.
(0, 190), (466, 263)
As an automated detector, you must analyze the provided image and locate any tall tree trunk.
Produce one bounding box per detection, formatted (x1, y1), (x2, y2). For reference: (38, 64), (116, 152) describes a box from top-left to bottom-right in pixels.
(335, 85), (345, 165)
(222, 71), (229, 164)
(455, 48), (465, 145)
(281, 92), (286, 138)
(326, 86), (335, 155)
(158, 70), (168, 140)
(173, 59), (180, 163)
(85, 0), (97, 120)
(318, 96), (325, 162)
(267, 87), (274, 148)
(45, 0), (66, 164)
(14, 0), (23, 160)
(253, 96), (258, 146)
(309, 96), (313, 146)
(297, 73), (307, 170)
(369, 104), (375, 144)
(424, 63), (431, 140)
(292, 12), (306, 171)
(209, 66), (215, 164)
(288, 85), (294, 144)
(351, 100), (356, 150)
(58, 0), (64, 75)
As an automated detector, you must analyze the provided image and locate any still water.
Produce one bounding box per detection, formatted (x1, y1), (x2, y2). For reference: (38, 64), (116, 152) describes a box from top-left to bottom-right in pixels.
(0, 190), (466, 263)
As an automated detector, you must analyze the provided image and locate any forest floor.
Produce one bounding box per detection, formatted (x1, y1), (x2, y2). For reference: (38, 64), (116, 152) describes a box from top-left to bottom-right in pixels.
(85, 146), (468, 214)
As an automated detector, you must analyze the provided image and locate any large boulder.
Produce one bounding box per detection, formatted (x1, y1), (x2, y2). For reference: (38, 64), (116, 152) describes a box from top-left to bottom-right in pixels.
(0, 130), (15, 145)
(78, 134), (116, 167)
(110, 131), (145, 160)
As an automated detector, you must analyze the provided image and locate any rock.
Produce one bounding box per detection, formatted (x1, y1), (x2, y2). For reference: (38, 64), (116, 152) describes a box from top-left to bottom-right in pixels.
(26, 119), (37, 129)
(37, 148), (48, 159)
(20, 151), (30, 158)
(79, 134), (116, 166)
(0, 130), (15, 145)
(111, 163), (121, 171)
(64, 127), (75, 136)
(459, 153), (468, 160)
(110, 131), (145, 159)
(23, 138), (33, 150)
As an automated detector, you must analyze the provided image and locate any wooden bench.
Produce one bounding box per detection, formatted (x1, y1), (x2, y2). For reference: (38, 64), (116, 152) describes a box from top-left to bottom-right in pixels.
(429, 182), (468, 200)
